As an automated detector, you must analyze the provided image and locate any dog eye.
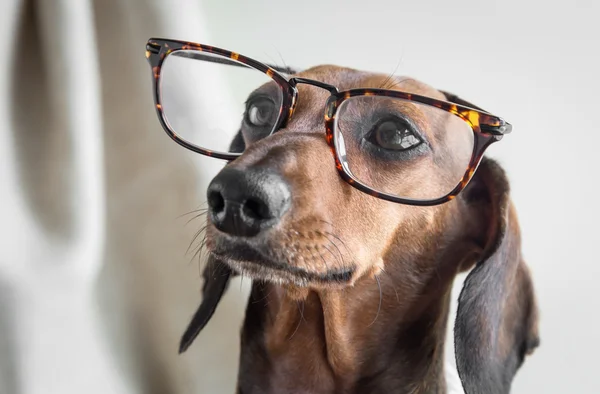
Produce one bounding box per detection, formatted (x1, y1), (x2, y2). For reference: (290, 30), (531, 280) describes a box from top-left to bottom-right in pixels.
(245, 97), (277, 128)
(365, 118), (423, 151)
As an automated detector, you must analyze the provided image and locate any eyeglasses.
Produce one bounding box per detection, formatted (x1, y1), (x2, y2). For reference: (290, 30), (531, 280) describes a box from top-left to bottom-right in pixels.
(145, 38), (512, 206)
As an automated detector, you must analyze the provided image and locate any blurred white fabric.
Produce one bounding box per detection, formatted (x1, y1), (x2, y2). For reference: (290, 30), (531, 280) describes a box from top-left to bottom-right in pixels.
(0, 0), (465, 392)
(0, 1), (247, 393)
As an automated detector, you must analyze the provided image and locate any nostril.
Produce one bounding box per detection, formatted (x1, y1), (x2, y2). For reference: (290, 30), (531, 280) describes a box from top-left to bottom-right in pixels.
(207, 189), (225, 213)
(243, 197), (271, 221)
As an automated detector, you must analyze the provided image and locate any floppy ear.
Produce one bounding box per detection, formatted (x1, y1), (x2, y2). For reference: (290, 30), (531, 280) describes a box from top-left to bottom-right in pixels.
(179, 131), (245, 353)
(179, 255), (233, 353)
(455, 158), (539, 394)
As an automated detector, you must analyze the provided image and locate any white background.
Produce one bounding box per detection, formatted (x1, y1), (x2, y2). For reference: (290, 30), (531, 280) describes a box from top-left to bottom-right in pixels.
(198, 1), (600, 392)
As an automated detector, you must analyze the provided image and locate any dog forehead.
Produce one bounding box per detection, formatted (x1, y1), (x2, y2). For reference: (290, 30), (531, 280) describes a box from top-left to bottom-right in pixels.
(293, 65), (444, 99)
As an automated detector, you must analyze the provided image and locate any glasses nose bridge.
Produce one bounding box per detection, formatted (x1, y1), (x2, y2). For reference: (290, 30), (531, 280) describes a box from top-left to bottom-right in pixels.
(285, 77), (339, 126)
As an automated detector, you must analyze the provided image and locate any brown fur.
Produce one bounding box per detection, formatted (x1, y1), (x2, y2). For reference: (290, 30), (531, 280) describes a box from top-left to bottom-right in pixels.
(186, 66), (539, 393)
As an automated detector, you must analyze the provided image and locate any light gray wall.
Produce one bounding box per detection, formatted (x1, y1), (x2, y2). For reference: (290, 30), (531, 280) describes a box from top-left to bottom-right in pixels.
(198, 0), (600, 393)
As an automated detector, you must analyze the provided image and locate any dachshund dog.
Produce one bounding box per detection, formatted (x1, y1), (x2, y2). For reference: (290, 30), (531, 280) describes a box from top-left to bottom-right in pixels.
(176, 65), (539, 394)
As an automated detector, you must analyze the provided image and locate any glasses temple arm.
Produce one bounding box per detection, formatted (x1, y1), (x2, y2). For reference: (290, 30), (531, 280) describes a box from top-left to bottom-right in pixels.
(171, 51), (298, 75)
(440, 90), (512, 135)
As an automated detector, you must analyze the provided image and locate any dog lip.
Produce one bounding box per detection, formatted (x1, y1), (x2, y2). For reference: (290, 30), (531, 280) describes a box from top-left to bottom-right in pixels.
(209, 237), (355, 285)
(216, 253), (356, 285)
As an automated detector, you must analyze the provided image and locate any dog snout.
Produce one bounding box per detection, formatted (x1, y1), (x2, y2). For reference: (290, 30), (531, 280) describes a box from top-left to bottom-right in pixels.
(207, 167), (291, 237)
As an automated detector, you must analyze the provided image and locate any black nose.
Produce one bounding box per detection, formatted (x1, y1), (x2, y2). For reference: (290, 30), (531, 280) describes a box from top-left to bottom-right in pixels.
(207, 167), (291, 237)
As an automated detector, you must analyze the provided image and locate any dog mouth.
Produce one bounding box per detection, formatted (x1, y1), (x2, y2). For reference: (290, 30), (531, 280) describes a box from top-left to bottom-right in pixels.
(207, 235), (356, 287)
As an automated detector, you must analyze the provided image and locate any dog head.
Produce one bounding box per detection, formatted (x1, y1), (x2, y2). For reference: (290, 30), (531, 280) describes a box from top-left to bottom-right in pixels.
(180, 65), (539, 393)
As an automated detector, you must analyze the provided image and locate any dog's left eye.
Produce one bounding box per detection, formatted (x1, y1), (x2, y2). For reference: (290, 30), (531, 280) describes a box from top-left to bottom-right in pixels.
(365, 118), (423, 151)
(245, 97), (277, 128)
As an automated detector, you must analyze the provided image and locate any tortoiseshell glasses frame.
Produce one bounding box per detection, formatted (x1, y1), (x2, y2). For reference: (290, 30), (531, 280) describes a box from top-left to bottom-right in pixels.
(145, 38), (513, 206)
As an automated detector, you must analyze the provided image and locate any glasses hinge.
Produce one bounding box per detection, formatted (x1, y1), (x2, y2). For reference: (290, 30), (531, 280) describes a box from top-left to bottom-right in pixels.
(480, 124), (512, 136)
(146, 42), (161, 55)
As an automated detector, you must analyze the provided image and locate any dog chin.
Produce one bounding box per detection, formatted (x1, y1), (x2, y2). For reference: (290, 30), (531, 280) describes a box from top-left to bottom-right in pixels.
(208, 240), (356, 288)
(217, 256), (314, 287)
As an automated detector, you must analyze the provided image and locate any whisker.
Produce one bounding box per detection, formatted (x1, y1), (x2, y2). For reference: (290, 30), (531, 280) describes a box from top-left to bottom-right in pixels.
(315, 218), (335, 228)
(190, 235), (208, 263)
(185, 232), (205, 260)
(210, 257), (216, 277)
(379, 58), (402, 89)
(306, 245), (320, 272)
(380, 267), (401, 305)
(176, 208), (203, 218)
(176, 208), (206, 220)
(184, 211), (208, 226)
(288, 300), (305, 341)
(186, 225), (207, 257)
(176, 200), (209, 219)
(383, 77), (416, 91)
(192, 224), (208, 241)
(313, 221), (347, 259)
(315, 245), (331, 273)
(367, 275), (383, 327)
(273, 46), (292, 75)
(321, 233), (345, 266)
(325, 231), (355, 266)
(252, 286), (275, 304)
(196, 248), (207, 279)
(322, 242), (342, 268)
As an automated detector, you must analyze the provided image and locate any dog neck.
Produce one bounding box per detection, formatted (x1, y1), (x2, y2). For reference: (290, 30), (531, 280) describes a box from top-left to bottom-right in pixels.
(238, 264), (457, 394)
